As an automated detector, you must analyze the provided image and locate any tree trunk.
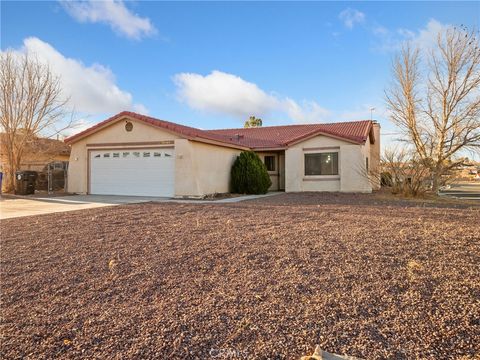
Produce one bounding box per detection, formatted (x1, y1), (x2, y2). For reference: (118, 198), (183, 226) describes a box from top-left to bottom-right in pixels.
(431, 168), (442, 194)
(4, 146), (19, 193)
(5, 167), (15, 193)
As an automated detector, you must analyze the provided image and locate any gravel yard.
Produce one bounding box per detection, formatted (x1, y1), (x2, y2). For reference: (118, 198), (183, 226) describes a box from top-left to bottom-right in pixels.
(1, 193), (479, 359)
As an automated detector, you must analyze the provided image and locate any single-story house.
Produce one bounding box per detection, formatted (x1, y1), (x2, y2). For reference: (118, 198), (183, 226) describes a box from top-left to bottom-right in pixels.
(1, 134), (71, 191)
(64, 111), (380, 197)
(0, 134), (70, 173)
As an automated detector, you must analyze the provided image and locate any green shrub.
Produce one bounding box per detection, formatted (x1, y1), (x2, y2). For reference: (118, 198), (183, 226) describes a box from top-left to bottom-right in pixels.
(230, 151), (272, 194)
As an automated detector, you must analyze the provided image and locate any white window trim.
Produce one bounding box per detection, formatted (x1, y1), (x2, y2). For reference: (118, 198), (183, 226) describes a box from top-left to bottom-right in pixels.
(303, 150), (340, 178)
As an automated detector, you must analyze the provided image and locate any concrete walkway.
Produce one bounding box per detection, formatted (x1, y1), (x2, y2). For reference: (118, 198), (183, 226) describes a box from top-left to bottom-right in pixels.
(0, 192), (281, 220)
(172, 192), (280, 204)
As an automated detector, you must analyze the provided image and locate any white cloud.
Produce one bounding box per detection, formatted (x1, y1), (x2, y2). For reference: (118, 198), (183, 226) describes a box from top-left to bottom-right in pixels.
(173, 71), (279, 118)
(3, 37), (146, 115)
(373, 19), (448, 52)
(173, 70), (330, 124)
(132, 103), (149, 115)
(61, 118), (96, 137)
(284, 99), (331, 124)
(60, 0), (156, 40)
(372, 25), (388, 36)
(339, 8), (365, 29)
(399, 19), (446, 50)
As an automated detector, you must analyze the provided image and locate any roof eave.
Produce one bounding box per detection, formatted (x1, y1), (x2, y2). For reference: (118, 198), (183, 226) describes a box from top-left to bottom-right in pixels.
(190, 137), (250, 151)
(251, 146), (287, 151)
(64, 112), (373, 150)
(285, 130), (364, 147)
(64, 112), (198, 145)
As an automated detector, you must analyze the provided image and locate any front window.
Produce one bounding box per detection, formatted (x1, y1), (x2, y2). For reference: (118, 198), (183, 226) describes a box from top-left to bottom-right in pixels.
(264, 155), (276, 171)
(304, 152), (338, 175)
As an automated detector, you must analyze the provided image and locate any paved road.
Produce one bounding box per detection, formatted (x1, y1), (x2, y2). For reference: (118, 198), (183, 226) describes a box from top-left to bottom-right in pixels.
(438, 182), (480, 200)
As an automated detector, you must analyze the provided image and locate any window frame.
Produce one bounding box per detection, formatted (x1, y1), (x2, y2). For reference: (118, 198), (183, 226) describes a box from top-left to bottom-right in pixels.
(264, 155), (276, 172)
(304, 151), (339, 176)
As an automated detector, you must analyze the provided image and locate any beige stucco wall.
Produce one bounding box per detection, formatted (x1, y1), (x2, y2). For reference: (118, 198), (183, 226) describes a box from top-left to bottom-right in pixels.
(174, 139), (241, 196)
(67, 117), (180, 194)
(370, 123), (381, 190)
(357, 135), (372, 191)
(340, 145), (371, 192)
(357, 124), (381, 191)
(285, 134), (372, 193)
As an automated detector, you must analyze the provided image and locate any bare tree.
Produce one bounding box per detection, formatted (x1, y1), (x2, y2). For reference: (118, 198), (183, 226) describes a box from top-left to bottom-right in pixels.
(0, 51), (73, 191)
(386, 26), (480, 193)
(381, 147), (431, 197)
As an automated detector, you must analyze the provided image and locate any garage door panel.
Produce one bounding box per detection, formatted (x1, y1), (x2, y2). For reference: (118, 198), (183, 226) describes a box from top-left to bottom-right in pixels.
(90, 148), (175, 197)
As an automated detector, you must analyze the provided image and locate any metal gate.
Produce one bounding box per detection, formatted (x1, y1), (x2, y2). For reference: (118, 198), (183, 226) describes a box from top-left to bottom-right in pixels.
(39, 161), (69, 194)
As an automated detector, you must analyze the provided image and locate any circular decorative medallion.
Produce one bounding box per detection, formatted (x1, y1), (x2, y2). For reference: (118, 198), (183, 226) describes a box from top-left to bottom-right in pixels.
(125, 121), (133, 132)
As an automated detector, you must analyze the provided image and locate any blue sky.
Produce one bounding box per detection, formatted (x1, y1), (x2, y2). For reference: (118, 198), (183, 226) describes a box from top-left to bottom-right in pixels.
(1, 1), (479, 146)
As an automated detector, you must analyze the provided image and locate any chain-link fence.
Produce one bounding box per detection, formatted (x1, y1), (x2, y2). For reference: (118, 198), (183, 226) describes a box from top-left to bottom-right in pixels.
(36, 161), (69, 194)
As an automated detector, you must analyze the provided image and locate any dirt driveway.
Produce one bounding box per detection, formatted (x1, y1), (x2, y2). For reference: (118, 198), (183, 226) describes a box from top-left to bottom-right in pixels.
(1, 193), (479, 359)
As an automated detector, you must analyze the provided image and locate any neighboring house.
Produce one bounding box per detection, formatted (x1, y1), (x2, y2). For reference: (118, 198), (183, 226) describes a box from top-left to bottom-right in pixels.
(65, 111), (380, 197)
(0, 134), (70, 173)
(457, 162), (480, 180)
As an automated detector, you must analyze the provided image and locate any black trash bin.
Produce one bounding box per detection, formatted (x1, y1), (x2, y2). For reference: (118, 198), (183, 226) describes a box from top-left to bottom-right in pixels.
(15, 171), (38, 195)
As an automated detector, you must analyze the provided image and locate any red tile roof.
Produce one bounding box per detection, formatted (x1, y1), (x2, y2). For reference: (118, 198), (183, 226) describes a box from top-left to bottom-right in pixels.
(209, 121), (374, 148)
(64, 111), (374, 149)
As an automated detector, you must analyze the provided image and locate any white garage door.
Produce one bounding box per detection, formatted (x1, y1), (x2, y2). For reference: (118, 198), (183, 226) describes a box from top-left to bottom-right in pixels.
(90, 148), (175, 197)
